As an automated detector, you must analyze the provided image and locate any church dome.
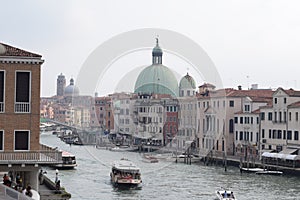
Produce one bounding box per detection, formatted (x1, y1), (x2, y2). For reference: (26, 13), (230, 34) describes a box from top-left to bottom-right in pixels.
(179, 73), (196, 89)
(64, 78), (80, 96)
(134, 39), (178, 97)
(134, 64), (178, 96)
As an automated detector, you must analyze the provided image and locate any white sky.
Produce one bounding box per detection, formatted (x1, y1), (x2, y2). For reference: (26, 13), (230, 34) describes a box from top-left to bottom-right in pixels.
(1, 0), (300, 97)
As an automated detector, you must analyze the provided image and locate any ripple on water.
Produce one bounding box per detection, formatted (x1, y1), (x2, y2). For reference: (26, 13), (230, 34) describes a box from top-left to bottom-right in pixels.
(41, 133), (300, 200)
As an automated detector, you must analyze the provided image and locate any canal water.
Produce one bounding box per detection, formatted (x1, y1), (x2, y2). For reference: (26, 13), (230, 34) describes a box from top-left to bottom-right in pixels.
(41, 132), (300, 200)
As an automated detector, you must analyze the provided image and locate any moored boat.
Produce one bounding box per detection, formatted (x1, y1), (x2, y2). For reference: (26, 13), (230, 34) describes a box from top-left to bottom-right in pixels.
(239, 167), (265, 173)
(54, 151), (77, 169)
(216, 189), (237, 200)
(110, 158), (142, 187)
(255, 170), (283, 175)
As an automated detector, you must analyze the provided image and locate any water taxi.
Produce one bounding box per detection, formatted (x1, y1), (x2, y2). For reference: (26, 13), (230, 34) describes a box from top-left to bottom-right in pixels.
(110, 158), (142, 187)
(216, 189), (237, 200)
(54, 151), (77, 169)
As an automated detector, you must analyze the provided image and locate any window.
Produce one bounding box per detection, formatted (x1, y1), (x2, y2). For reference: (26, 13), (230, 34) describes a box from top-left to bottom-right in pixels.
(0, 71), (4, 113)
(236, 131), (238, 140)
(268, 112), (272, 121)
(269, 129), (271, 139)
(229, 100), (234, 107)
(260, 112), (265, 120)
(284, 98), (287, 104)
(239, 131), (243, 140)
(229, 119), (234, 133)
(274, 98), (277, 104)
(262, 129), (265, 138)
(15, 71), (31, 113)
(0, 130), (3, 150)
(240, 117), (243, 124)
(295, 131), (299, 141)
(287, 131), (292, 140)
(234, 117), (238, 124)
(296, 112), (299, 121)
(278, 130), (282, 139)
(245, 105), (250, 112)
(14, 131), (29, 150)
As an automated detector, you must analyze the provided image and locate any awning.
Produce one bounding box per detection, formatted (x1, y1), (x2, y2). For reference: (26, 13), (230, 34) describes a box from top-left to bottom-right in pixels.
(262, 152), (299, 160)
(279, 148), (298, 154)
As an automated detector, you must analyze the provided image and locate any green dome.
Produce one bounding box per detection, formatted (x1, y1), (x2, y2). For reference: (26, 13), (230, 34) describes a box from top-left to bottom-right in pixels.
(179, 73), (196, 89)
(134, 64), (178, 97)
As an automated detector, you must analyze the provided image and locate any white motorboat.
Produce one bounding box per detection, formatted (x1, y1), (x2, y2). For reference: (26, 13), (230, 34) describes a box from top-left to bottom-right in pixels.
(216, 189), (237, 200)
(239, 167), (265, 173)
(110, 158), (142, 187)
(54, 151), (77, 169)
(255, 170), (283, 175)
(142, 154), (159, 163)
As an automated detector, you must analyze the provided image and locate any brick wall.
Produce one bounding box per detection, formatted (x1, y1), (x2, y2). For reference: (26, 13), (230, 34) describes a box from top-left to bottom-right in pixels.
(0, 63), (41, 151)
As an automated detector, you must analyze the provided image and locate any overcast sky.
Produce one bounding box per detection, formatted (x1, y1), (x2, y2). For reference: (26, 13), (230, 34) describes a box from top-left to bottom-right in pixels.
(2, 0), (300, 97)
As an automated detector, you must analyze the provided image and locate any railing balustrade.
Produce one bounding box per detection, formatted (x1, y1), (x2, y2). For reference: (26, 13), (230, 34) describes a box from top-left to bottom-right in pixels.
(14, 102), (30, 113)
(0, 144), (62, 164)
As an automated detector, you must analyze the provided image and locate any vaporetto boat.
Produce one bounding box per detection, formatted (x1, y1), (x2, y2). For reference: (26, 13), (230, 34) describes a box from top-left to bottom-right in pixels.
(110, 158), (142, 187)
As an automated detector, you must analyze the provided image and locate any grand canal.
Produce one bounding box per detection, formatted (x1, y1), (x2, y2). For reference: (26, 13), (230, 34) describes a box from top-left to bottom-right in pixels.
(41, 132), (300, 200)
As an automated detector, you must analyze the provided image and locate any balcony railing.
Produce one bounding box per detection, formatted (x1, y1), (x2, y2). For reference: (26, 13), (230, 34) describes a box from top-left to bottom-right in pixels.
(0, 102), (3, 113)
(15, 102), (30, 113)
(0, 144), (62, 165)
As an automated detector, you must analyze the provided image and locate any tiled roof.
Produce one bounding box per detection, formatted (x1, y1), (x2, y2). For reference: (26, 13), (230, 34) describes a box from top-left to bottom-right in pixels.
(288, 101), (300, 108)
(0, 42), (41, 58)
(197, 88), (273, 100)
(283, 88), (300, 97)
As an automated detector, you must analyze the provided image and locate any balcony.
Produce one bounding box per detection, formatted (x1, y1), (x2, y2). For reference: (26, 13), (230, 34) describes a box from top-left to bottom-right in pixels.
(15, 102), (30, 113)
(0, 144), (62, 165)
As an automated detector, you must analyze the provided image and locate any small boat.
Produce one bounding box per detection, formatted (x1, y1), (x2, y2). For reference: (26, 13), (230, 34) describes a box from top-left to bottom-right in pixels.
(255, 170), (283, 175)
(54, 151), (77, 169)
(239, 167), (265, 173)
(173, 154), (199, 163)
(216, 189), (237, 200)
(143, 154), (159, 163)
(110, 158), (142, 187)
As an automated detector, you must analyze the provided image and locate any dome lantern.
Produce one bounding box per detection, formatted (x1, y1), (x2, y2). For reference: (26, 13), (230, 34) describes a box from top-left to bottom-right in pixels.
(152, 38), (163, 64)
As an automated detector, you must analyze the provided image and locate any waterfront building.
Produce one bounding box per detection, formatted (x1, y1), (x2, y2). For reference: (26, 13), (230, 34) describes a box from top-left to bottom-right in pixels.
(197, 85), (273, 158)
(164, 98), (179, 147)
(234, 92), (272, 159)
(133, 93), (167, 145)
(94, 96), (111, 130)
(177, 96), (197, 151)
(110, 93), (136, 144)
(260, 87), (300, 152)
(0, 43), (61, 191)
(177, 73), (198, 151)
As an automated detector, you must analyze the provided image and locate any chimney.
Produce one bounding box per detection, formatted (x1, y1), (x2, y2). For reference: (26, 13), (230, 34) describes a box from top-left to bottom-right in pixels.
(238, 85), (242, 90)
